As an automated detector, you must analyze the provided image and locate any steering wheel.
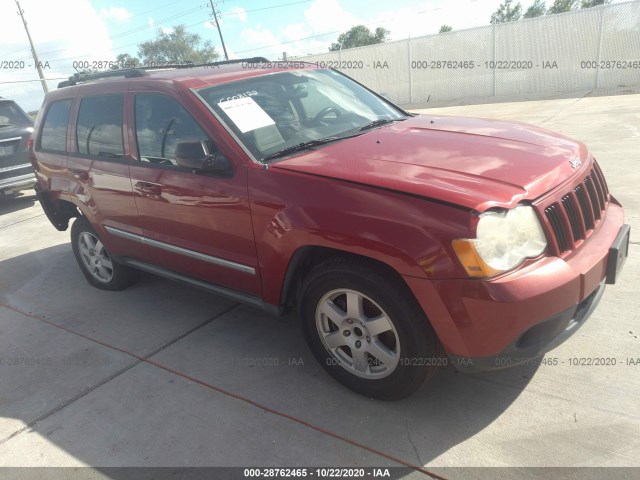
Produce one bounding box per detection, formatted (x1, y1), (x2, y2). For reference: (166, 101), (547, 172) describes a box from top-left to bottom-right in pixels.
(313, 107), (341, 124)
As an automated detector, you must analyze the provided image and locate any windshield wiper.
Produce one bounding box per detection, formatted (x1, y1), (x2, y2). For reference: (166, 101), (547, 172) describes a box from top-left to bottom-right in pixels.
(263, 135), (348, 162)
(356, 118), (399, 132)
(0, 123), (13, 128)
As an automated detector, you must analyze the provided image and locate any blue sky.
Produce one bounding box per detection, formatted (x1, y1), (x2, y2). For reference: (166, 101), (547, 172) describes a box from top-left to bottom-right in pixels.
(88, 0), (496, 58)
(0, 0), (628, 110)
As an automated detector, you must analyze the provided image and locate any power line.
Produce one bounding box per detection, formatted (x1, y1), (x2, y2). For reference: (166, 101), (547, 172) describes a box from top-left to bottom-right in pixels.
(234, 1), (479, 55)
(0, 77), (66, 84)
(24, 0), (315, 64)
(110, 5), (206, 40)
(218, 0), (313, 18)
(14, 4), (209, 61)
(118, 0), (185, 20)
(14, 0), (48, 94)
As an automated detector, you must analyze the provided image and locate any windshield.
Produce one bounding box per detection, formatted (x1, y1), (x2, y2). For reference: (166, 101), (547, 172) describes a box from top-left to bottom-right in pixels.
(195, 69), (406, 162)
(0, 101), (33, 128)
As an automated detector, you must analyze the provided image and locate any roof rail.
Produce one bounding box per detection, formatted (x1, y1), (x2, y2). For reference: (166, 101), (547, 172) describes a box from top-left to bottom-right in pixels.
(56, 57), (271, 89)
(57, 69), (146, 88)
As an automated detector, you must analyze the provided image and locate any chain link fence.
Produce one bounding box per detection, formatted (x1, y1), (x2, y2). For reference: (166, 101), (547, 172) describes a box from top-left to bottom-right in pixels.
(292, 1), (640, 106)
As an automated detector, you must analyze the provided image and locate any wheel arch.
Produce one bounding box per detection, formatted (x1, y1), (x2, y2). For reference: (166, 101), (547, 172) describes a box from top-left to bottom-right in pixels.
(34, 185), (80, 231)
(280, 245), (420, 312)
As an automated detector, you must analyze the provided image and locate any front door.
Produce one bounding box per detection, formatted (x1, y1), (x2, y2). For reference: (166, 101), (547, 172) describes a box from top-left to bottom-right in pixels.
(127, 92), (260, 297)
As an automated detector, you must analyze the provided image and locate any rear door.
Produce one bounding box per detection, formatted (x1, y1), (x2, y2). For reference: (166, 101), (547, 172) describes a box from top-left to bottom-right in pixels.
(127, 91), (260, 296)
(67, 92), (142, 258)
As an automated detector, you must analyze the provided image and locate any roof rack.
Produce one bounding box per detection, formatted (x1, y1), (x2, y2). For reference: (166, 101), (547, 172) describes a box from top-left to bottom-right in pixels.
(57, 69), (145, 88)
(57, 57), (270, 89)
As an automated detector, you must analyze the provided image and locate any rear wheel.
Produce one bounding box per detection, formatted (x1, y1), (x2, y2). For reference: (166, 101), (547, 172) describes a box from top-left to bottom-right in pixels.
(300, 259), (440, 400)
(71, 217), (138, 290)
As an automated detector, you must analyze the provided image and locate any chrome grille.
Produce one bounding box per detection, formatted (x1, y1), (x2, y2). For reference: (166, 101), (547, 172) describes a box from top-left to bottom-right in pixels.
(544, 166), (609, 254)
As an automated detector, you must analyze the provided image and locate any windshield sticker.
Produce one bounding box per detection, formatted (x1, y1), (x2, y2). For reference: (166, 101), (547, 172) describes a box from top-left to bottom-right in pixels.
(217, 96), (275, 133)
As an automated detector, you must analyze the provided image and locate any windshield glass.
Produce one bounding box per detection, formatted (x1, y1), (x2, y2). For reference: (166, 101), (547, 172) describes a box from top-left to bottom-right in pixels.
(195, 68), (406, 162)
(0, 101), (33, 128)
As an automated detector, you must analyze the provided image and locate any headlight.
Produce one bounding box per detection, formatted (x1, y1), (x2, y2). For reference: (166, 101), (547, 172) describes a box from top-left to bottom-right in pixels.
(452, 205), (547, 277)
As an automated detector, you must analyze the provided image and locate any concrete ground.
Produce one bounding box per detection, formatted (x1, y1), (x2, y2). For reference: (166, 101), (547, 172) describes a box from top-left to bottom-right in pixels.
(0, 92), (639, 479)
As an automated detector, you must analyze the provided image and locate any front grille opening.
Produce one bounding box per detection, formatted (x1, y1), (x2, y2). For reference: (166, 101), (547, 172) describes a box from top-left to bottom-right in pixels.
(584, 176), (602, 221)
(545, 204), (569, 253)
(575, 184), (595, 230)
(561, 194), (583, 242)
(591, 169), (607, 210)
(543, 161), (612, 255)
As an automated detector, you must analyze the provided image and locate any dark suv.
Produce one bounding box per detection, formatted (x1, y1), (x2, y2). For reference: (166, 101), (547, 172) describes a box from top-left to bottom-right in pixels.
(0, 97), (35, 195)
(30, 61), (629, 399)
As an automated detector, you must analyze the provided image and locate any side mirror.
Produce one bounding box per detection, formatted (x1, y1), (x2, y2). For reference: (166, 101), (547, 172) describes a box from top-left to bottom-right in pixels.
(175, 140), (230, 174)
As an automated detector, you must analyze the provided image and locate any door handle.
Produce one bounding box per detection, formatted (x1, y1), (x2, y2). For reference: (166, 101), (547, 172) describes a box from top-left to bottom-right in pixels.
(70, 169), (89, 181)
(134, 181), (162, 196)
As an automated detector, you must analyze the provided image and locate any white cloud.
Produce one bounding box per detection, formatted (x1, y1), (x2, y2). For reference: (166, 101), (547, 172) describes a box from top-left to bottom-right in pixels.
(228, 6), (247, 23)
(304, 0), (358, 34)
(205, 6), (247, 30)
(0, 0), (114, 111)
(239, 26), (283, 58)
(148, 16), (155, 31)
(159, 26), (174, 35)
(236, 0), (364, 59)
(237, 0), (541, 60)
(282, 23), (309, 41)
(99, 6), (133, 22)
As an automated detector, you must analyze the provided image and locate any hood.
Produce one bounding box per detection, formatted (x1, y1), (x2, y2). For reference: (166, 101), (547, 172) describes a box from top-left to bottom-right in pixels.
(271, 115), (590, 210)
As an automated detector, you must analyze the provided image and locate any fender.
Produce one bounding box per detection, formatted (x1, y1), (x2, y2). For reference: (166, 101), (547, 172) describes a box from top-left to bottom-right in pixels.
(248, 166), (473, 306)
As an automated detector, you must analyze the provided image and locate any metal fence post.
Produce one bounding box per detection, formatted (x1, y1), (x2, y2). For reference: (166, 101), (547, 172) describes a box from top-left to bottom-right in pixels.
(408, 37), (413, 104)
(594, 5), (606, 90)
(492, 23), (497, 97)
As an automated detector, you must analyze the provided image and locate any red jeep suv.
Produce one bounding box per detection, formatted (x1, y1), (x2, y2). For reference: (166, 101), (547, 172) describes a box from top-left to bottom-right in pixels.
(30, 60), (629, 399)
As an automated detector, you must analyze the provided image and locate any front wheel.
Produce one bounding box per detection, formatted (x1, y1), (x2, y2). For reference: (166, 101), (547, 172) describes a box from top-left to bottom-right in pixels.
(299, 259), (440, 400)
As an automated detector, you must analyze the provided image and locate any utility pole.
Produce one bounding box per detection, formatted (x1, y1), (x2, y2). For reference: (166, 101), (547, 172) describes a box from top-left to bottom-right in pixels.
(209, 0), (229, 61)
(15, 0), (48, 94)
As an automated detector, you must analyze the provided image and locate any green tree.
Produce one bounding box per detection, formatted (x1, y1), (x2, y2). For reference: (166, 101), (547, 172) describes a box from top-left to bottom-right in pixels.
(490, 0), (523, 24)
(547, 0), (578, 14)
(137, 25), (218, 64)
(329, 25), (390, 51)
(113, 53), (141, 69)
(523, 0), (546, 18)
(581, 0), (611, 7)
(439, 25), (453, 33)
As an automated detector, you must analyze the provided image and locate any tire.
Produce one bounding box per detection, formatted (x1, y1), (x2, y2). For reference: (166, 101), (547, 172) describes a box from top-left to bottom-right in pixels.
(299, 258), (440, 400)
(71, 216), (138, 291)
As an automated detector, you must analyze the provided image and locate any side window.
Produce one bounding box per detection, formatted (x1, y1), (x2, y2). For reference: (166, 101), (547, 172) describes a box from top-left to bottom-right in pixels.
(134, 93), (210, 166)
(76, 95), (124, 157)
(39, 100), (72, 152)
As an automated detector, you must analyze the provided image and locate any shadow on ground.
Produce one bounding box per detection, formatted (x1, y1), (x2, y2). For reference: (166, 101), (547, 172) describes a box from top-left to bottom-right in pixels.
(0, 243), (539, 469)
(0, 191), (37, 217)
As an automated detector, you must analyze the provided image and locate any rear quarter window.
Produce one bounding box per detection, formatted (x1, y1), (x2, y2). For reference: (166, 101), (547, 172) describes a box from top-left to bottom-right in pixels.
(38, 99), (72, 152)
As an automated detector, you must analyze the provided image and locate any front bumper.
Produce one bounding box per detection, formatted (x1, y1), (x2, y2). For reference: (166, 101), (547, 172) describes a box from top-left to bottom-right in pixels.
(403, 202), (628, 370)
(449, 279), (606, 372)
